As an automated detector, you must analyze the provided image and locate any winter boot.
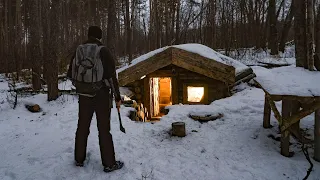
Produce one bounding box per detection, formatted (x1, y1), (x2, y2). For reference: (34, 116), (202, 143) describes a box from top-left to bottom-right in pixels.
(103, 161), (124, 173)
(75, 161), (84, 167)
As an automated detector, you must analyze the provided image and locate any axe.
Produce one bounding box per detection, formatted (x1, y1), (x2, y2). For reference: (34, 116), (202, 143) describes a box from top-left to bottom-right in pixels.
(117, 107), (126, 133)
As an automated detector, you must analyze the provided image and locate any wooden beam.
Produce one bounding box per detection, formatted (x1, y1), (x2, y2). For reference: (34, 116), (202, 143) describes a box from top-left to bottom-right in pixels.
(118, 48), (173, 86)
(281, 99), (291, 157)
(281, 101), (320, 131)
(148, 70), (173, 77)
(172, 48), (235, 72)
(253, 80), (320, 102)
(267, 94), (283, 124)
(144, 76), (151, 120)
(263, 94), (272, 128)
(171, 76), (178, 104)
(172, 48), (235, 84)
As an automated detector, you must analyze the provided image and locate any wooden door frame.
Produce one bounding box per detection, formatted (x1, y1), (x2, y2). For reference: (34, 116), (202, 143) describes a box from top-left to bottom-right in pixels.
(147, 76), (175, 119)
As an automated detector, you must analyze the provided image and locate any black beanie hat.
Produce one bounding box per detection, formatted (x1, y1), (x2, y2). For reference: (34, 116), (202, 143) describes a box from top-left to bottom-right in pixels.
(88, 26), (102, 39)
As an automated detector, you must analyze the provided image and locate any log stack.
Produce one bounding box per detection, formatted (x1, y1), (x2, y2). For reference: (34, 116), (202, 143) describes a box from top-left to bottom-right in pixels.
(133, 81), (142, 104)
(127, 102), (149, 122)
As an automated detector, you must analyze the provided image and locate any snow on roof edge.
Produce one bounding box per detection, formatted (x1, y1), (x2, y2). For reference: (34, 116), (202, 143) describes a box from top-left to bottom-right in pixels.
(117, 43), (250, 76)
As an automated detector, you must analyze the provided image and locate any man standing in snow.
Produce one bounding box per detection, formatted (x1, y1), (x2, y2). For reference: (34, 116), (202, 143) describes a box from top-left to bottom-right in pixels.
(67, 26), (124, 172)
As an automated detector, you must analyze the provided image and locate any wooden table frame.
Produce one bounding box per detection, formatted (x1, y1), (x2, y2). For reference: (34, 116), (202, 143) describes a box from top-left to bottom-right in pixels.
(255, 80), (320, 158)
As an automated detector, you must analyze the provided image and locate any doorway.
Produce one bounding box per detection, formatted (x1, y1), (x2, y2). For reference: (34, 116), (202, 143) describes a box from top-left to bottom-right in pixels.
(150, 77), (172, 119)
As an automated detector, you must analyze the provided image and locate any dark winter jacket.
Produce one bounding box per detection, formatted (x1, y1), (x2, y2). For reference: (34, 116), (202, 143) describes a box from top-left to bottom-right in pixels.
(67, 37), (121, 102)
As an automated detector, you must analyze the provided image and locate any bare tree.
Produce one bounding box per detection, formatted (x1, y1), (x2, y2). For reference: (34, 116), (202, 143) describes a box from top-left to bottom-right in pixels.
(30, 0), (42, 90)
(294, 0), (307, 67)
(269, 0), (278, 55)
(315, 4), (320, 71)
(279, 1), (294, 53)
(306, 0), (315, 70)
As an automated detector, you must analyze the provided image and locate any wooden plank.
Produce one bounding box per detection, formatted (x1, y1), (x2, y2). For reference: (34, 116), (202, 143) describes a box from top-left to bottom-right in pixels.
(118, 48), (173, 86)
(148, 70), (173, 77)
(290, 100), (301, 138)
(172, 48), (235, 72)
(253, 80), (320, 101)
(315, 109), (320, 162)
(281, 99), (291, 157)
(144, 76), (151, 120)
(263, 94), (272, 128)
(173, 58), (234, 84)
(172, 48), (235, 84)
(267, 94), (282, 124)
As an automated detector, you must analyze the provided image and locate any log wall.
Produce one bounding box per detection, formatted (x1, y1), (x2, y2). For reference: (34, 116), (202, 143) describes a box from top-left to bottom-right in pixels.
(126, 64), (230, 118)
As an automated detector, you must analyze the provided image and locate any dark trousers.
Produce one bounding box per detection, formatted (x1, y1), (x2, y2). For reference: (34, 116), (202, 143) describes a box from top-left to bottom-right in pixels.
(74, 88), (116, 167)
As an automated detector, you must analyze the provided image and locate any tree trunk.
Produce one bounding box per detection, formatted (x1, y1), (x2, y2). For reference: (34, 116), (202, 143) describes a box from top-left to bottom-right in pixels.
(107, 0), (118, 65)
(315, 4), (320, 71)
(269, 0), (278, 55)
(125, 0), (132, 63)
(175, 0), (180, 45)
(47, 0), (60, 101)
(279, 1), (294, 53)
(306, 0), (315, 70)
(294, 0), (307, 68)
(30, 0), (42, 90)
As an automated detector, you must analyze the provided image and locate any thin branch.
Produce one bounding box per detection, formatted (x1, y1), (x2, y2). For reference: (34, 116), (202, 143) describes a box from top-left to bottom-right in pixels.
(302, 144), (313, 180)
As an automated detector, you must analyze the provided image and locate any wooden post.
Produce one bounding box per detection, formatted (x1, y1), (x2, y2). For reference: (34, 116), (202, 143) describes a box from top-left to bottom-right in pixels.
(290, 100), (301, 138)
(263, 94), (272, 128)
(281, 100), (291, 157)
(315, 109), (320, 162)
(171, 76), (178, 104)
(144, 76), (151, 120)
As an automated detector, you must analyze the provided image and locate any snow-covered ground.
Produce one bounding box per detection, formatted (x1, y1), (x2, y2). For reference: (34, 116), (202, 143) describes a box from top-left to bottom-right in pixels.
(1, 67), (320, 180)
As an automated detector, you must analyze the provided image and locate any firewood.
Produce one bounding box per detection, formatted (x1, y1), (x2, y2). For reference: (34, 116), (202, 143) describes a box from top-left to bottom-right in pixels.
(25, 104), (41, 113)
(136, 94), (142, 100)
(134, 87), (141, 93)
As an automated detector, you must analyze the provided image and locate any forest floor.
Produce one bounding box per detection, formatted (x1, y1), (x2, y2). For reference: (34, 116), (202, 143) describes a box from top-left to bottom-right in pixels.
(0, 65), (320, 180)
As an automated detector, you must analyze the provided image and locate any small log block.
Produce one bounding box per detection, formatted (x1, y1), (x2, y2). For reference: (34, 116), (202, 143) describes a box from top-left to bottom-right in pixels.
(263, 95), (272, 128)
(172, 122), (186, 137)
(25, 104), (41, 113)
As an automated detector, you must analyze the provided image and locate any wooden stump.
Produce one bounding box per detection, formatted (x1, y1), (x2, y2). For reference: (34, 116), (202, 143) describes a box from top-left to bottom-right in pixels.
(172, 122), (186, 137)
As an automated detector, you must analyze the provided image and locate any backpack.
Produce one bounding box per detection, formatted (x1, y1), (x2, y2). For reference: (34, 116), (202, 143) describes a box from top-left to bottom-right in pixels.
(71, 44), (104, 95)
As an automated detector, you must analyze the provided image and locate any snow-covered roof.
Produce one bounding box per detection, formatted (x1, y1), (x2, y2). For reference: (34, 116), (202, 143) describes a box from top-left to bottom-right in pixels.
(117, 44), (250, 76)
(253, 66), (320, 97)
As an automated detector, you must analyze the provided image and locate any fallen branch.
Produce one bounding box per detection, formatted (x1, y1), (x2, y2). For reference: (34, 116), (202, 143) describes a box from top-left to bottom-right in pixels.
(9, 89), (77, 95)
(302, 144), (313, 180)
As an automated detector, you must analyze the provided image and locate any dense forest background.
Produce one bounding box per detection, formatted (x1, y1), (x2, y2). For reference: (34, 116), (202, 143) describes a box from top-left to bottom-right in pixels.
(0, 0), (320, 100)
